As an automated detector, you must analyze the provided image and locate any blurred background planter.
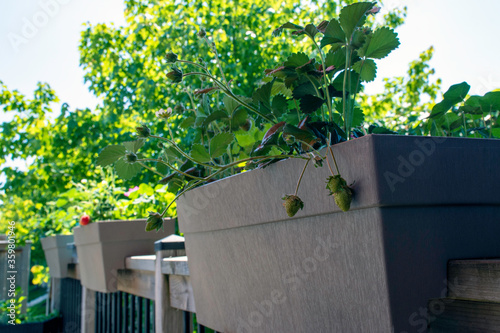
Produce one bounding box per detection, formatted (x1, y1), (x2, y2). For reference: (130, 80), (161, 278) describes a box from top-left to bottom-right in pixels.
(177, 134), (500, 333)
(74, 219), (174, 293)
(41, 235), (74, 279)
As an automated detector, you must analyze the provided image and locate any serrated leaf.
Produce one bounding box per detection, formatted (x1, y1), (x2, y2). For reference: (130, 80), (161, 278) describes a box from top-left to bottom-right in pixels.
(339, 2), (374, 40)
(253, 81), (274, 112)
(351, 107), (365, 127)
(443, 82), (470, 104)
(321, 19), (345, 48)
(292, 82), (318, 99)
(272, 22), (304, 37)
(190, 144), (211, 163)
(203, 110), (229, 127)
(362, 27), (400, 59)
(123, 139), (145, 153)
(180, 116), (195, 129)
(223, 94), (240, 114)
(298, 95), (324, 114)
(114, 157), (142, 180)
(352, 59), (377, 82)
(271, 82), (293, 98)
(283, 124), (317, 144)
(209, 132), (235, 158)
(254, 121), (286, 152)
(325, 47), (346, 69)
(284, 52), (310, 68)
(97, 145), (126, 166)
(231, 108), (248, 130)
(271, 95), (289, 117)
(304, 24), (319, 39)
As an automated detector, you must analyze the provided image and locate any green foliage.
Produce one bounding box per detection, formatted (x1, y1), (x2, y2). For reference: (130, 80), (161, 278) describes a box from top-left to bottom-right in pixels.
(98, 2), (404, 223)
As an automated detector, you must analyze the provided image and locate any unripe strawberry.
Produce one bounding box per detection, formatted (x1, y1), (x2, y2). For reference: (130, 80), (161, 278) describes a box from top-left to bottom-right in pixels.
(80, 214), (91, 226)
(166, 67), (183, 83)
(334, 186), (352, 212)
(145, 211), (164, 232)
(165, 52), (178, 63)
(282, 195), (304, 217)
(326, 175), (346, 194)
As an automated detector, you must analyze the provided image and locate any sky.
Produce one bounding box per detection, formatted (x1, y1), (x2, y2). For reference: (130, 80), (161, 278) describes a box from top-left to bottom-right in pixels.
(0, 0), (499, 171)
(1, 0), (499, 110)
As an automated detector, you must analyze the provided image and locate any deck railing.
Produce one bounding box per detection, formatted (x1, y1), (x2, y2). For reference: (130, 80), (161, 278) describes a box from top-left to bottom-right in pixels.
(50, 235), (218, 333)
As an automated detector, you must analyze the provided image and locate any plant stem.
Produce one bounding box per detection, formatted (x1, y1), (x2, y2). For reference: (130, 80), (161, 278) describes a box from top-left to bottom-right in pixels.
(311, 38), (333, 122)
(137, 162), (164, 178)
(204, 36), (231, 90)
(294, 158), (311, 196)
(328, 144), (340, 175)
(325, 144), (335, 177)
(183, 72), (276, 123)
(160, 179), (204, 217)
(149, 135), (221, 169)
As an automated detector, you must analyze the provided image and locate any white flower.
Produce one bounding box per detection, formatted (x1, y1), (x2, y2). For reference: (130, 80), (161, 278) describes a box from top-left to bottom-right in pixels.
(156, 107), (172, 120)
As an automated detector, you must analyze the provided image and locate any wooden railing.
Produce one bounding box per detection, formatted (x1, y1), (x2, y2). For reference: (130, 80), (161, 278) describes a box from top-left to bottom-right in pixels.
(50, 235), (219, 333)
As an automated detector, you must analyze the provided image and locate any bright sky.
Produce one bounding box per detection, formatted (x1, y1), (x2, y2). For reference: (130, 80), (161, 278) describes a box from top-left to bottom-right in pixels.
(1, 0), (499, 111)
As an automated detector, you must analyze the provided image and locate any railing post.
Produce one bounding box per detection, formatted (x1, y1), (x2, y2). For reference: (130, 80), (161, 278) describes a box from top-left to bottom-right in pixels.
(81, 286), (96, 333)
(154, 234), (186, 333)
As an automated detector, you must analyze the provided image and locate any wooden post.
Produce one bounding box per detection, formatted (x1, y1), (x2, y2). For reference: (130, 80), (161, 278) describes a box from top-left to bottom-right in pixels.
(0, 240), (31, 313)
(50, 277), (62, 313)
(81, 286), (96, 333)
(154, 234), (186, 333)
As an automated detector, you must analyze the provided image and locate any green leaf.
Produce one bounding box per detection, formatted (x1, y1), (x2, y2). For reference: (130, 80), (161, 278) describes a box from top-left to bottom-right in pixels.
(283, 124), (317, 143)
(203, 110), (229, 127)
(114, 157), (142, 180)
(231, 108), (248, 130)
(333, 70), (361, 94)
(352, 59), (377, 82)
(209, 132), (235, 158)
(351, 107), (365, 127)
(298, 95), (324, 114)
(97, 145), (126, 167)
(339, 2), (374, 40)
(429, 99), (453, 118)
(320, 19), (345, 48)
(123, 139), (145, 153)
(284, 52), (310, 68)
(223, 95), (240, 114)
(252, 81), (274, 112)
(190, 144), (211, 163)
(325, 47), (346, 69)
(180, 116), (195, 129)
(271, 95), (289, 117)
(361, 27), (400, 59)
(443, 82), (470, 104)
(304, 24), (319, 39)
(481, 91), (500, 110)
(271, 82), (293, 98)
(292, 82), (318, 99)
(272, 22), (304, 37)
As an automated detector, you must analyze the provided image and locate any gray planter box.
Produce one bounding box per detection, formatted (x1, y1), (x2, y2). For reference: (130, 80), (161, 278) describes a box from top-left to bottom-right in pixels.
(177, 134), (500, 333)
(41, 235), (74, 278)
(74, 219), (174, 293)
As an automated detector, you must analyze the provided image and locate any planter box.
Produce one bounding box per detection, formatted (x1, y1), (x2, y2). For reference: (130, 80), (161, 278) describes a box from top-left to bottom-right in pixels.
(177, 134), (500, 333)
(74, 219), (174, 293)
(41, 235), (74, 278)
(0, 316), (61, 333)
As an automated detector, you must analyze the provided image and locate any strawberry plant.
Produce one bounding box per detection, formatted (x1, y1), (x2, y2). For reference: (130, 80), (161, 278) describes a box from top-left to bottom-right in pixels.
(96, 2), (403, 230)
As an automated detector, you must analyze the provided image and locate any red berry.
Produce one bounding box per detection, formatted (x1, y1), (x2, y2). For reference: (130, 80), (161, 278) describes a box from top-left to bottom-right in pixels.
(80, 215), (91, 226)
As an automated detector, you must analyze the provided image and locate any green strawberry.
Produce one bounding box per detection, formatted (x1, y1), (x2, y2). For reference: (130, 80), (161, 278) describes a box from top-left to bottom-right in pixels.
(326, 175), (346, 194)
(282, 195), (304, 217)
(334, 186), (353, 212)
